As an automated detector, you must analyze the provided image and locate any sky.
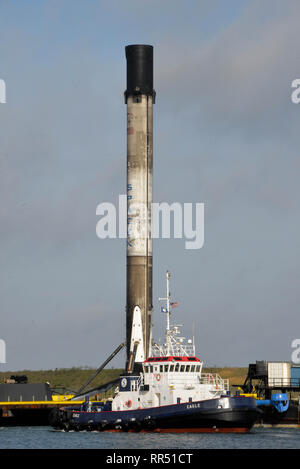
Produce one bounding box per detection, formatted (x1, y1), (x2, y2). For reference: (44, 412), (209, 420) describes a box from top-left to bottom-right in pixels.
(0, 0), (299, 370)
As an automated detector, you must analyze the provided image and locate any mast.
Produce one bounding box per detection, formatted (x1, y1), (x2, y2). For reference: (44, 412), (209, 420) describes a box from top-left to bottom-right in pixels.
(159, 271), (172, 356)
(156, 271), (196, 357)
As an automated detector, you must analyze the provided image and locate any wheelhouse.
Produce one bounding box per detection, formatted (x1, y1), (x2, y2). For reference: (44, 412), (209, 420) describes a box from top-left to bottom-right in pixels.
(143, 356), (203, 376)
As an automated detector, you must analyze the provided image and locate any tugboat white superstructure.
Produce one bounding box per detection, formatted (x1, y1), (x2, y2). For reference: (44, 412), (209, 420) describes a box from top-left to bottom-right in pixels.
(51, 272), (260, 433)
(113, 272), (229, 411)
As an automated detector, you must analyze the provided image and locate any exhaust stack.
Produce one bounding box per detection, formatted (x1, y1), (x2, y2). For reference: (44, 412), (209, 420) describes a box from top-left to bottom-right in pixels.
(125, 45), (155, 371)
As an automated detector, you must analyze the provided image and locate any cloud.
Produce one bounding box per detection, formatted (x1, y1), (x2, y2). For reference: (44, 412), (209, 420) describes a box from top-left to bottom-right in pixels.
(0, 0), (299, 370)
(156, 0), (300, 135)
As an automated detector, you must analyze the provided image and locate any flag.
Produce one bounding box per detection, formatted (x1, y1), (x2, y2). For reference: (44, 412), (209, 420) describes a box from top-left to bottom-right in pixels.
(170, 302), (178, 308)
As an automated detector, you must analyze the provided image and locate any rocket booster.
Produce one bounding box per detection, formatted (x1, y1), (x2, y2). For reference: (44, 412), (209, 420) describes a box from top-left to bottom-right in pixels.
(125, 45), (155, 370)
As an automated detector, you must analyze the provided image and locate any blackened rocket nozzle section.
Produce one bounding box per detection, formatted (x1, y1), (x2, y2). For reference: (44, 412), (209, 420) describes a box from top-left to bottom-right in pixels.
(125, 45), (155, 102)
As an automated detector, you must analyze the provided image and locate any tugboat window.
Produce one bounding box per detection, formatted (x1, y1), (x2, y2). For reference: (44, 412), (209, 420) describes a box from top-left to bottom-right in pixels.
(180, 365), (185, 372)
(186, 365), (190, 372)
(164, 365), (169, 372)
(175, 364), (180, 372)
(170, 365), (174, 372)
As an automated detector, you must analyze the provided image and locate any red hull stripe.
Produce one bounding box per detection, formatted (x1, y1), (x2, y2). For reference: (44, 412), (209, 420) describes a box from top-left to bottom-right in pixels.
(104, 427), (250, 434)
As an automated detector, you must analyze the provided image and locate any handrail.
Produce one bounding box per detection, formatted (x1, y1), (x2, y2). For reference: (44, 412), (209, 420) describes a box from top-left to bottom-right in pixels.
(267, 377), (300, 387)
(199, 373), (229, 391)
(145, 372), (229, 391)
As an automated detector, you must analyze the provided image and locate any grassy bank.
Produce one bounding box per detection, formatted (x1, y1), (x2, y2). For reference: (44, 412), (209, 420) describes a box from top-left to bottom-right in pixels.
(0, 367), (247, 393)
(0, 368), (123, 394)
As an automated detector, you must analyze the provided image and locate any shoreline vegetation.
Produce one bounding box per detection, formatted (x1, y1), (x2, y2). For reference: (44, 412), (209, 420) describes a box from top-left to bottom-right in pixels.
(0, 367), (248, 395)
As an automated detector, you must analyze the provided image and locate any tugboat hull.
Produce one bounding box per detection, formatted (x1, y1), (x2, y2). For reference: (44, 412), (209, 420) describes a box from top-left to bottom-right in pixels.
(51, 396), (260, 433)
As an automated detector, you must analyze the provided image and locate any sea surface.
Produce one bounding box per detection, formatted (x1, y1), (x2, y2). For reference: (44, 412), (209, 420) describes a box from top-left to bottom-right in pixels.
(0, 426), (299, 449)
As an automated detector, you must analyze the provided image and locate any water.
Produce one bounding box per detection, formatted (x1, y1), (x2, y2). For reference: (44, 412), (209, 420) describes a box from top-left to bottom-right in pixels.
(0, 426), (299, 449)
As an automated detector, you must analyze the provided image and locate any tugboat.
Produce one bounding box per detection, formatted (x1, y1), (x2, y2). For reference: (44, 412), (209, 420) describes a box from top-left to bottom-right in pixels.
(50, 272), (260, 433)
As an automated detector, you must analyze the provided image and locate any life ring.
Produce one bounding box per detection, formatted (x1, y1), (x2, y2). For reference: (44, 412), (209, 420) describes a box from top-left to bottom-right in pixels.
(156, 373), (161, 382)
(126, 400), (132, 408)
